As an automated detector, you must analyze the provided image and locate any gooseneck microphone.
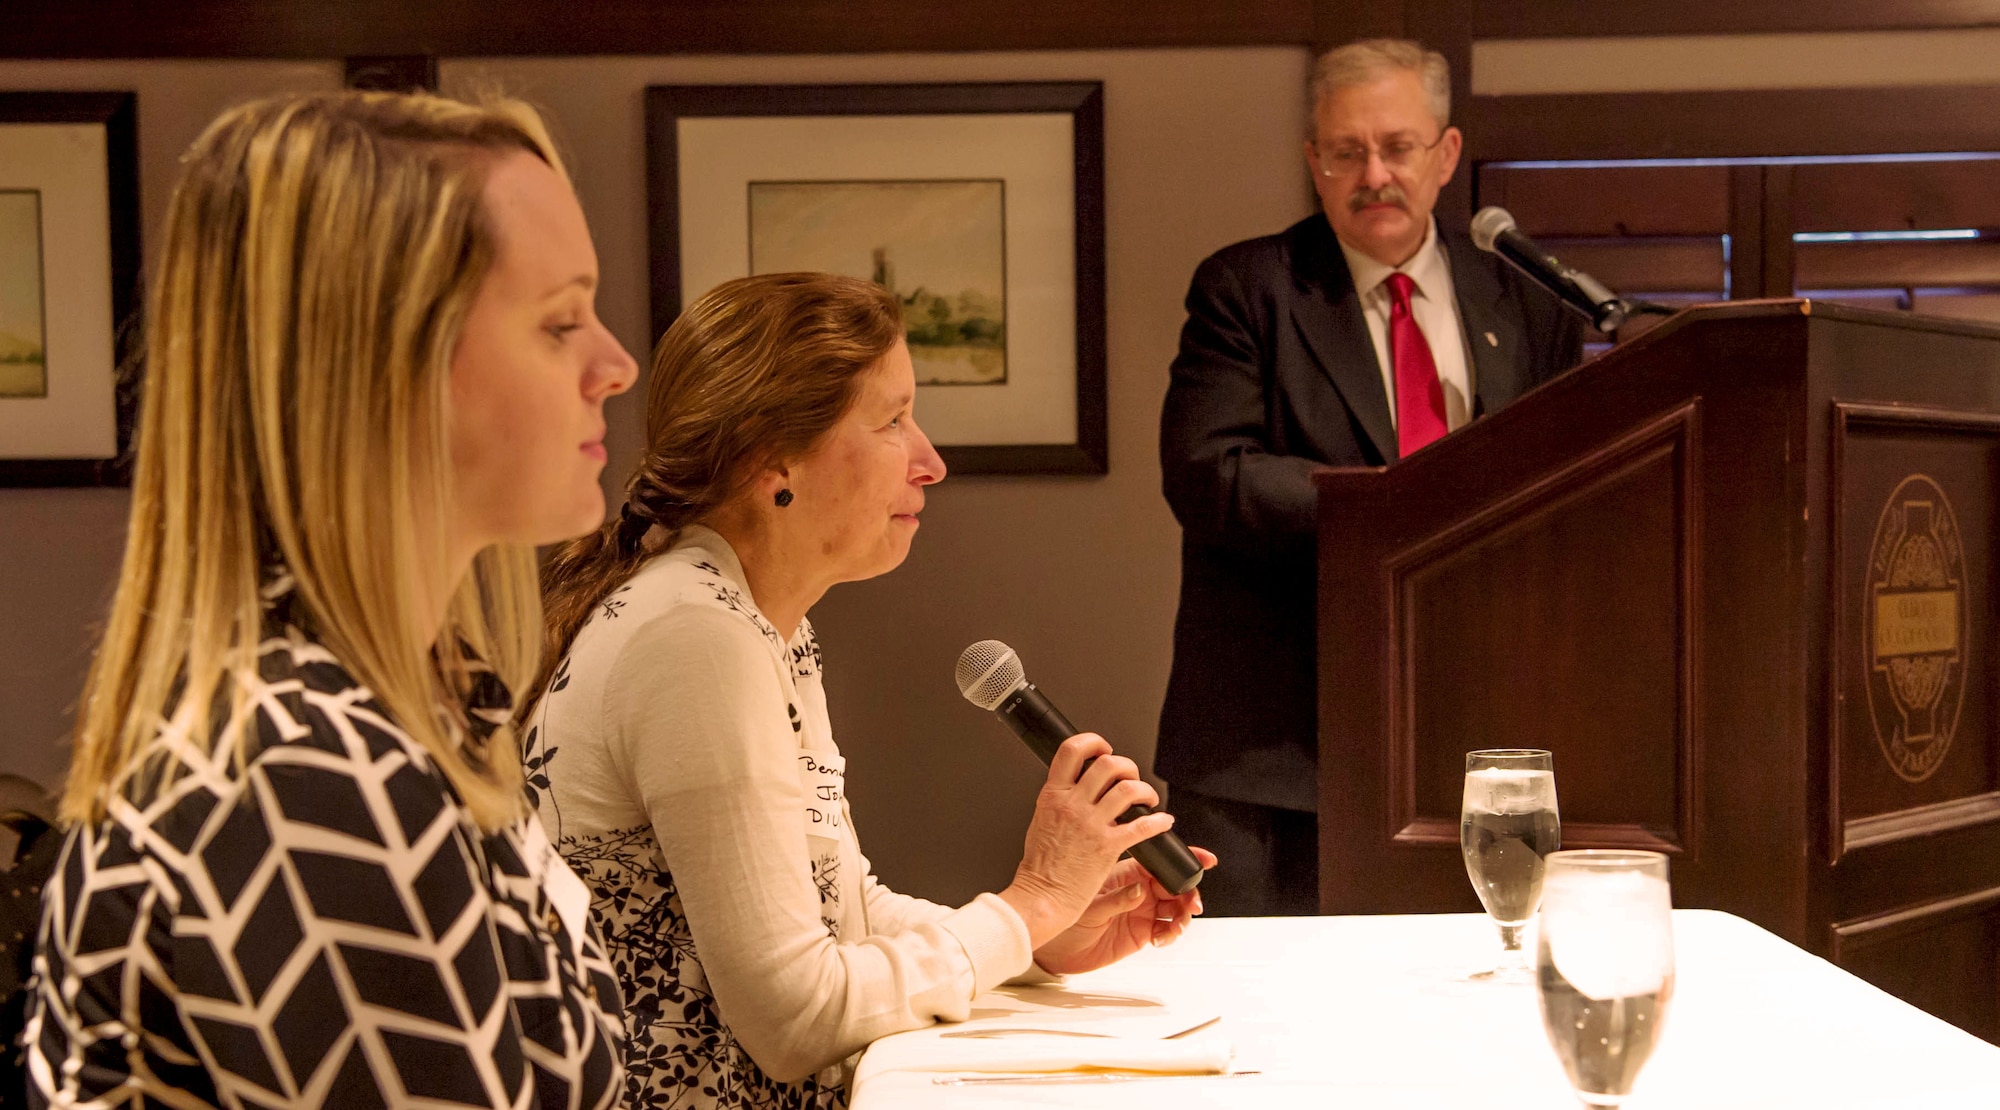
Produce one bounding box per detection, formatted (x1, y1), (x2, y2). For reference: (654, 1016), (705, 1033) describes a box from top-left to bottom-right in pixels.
(956, 640), (1204, 895)
(1471, 206), (1636, 334)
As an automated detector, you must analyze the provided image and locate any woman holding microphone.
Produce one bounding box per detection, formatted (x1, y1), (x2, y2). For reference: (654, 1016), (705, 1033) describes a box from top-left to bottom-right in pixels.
(530, 272), (1213, 1109)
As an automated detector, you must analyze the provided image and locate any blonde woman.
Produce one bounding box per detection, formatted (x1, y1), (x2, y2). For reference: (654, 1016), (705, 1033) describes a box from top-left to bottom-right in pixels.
(528, 273), (1213, 1109)
(26, 91), (637, 1108)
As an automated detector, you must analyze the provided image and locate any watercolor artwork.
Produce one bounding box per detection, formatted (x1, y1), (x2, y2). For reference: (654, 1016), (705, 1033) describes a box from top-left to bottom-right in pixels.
(750, 179), (1006, 385)
(0, 190), (46, 399)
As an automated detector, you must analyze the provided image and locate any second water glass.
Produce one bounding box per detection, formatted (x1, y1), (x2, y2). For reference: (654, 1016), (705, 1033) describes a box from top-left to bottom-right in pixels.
(1460, 748), (1560, 980)
(1536, 850), (1676, 1107)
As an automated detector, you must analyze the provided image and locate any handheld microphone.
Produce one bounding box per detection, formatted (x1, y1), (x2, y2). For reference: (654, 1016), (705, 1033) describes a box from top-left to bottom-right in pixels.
(1471, 206), (1634, 333)
(955, 640), (1204, 895)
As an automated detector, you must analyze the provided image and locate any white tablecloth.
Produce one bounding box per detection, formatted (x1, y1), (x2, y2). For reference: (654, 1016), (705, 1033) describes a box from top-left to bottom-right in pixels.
(850, 911), (2000, 1109)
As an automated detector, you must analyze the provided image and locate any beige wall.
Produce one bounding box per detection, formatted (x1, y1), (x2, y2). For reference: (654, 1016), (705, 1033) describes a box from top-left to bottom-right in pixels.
(0, 49), (1313, 902)
(0, 60), (341, 800)
(439, 49), (1314, 903)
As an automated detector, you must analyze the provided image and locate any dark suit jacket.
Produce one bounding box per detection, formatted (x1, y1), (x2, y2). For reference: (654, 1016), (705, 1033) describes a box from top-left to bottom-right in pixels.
(1156, 213), (1584, 812)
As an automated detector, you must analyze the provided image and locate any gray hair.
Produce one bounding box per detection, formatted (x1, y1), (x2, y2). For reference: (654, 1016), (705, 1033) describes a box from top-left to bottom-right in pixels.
(1308, 39), (1451, 135)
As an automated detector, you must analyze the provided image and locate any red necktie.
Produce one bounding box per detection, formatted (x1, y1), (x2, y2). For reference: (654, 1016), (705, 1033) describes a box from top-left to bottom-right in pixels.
(1385, 272), (1447, 457)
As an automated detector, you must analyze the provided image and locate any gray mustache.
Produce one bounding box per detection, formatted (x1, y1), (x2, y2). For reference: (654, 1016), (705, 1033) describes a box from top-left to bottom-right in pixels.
(1349, 185), (1406, 211)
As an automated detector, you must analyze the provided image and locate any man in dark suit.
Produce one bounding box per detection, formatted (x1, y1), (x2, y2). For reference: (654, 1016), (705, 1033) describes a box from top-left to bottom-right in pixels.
(1156, 39), (1584, 915)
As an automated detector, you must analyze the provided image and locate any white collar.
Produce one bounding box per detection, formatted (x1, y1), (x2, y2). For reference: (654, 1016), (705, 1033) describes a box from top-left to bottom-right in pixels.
(1337, 217), (1450, 305)
(671, 523), (750, 589)
(668, 524), (812, 650)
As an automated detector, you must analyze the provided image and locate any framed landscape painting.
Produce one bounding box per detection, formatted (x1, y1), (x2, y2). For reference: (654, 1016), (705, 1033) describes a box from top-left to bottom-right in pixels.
(648, 82), (1106, 475)
(0, 91), (140, 487)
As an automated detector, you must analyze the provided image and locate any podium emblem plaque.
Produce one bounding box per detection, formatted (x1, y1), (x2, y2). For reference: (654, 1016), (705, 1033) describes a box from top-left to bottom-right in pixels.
(1864, 474), (1969, 784)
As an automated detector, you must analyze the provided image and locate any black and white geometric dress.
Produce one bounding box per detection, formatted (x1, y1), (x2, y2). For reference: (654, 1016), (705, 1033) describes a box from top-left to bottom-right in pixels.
(25, 582), (625, 1109)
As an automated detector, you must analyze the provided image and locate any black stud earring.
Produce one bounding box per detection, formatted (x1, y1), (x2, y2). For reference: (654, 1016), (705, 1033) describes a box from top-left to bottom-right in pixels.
(774, 489), (794, 507)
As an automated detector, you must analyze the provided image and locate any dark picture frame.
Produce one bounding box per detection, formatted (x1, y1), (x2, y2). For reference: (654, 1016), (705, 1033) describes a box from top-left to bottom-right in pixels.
(646, 82), (1107, 475)
(0, 91), (140, 488)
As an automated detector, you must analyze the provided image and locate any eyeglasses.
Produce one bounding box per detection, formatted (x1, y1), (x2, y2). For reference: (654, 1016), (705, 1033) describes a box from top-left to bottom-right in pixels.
(1315, 132), (1448, 177)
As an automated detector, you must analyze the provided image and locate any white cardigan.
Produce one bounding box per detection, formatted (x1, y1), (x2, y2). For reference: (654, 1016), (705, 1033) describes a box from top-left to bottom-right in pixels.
(527, 526), (1034, 1107)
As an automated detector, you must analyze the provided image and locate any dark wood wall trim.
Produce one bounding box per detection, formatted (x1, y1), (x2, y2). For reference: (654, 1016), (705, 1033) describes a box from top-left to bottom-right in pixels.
(1312, 0), (1408, 50)
(1726, 166), (1766, 300)
(1756, 166), (1796, 299)
(1405, 0), (1473, 220)
(8, 0), (1327, 59)
(10, 1), (1997, 59)
(343, 56), (439, 93)
(1474, 1), (2000, 39)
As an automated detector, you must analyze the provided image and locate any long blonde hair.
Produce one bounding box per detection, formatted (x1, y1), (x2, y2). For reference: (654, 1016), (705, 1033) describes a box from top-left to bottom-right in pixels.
(533, 274), (902, 708)
(65, 90), (563, 830)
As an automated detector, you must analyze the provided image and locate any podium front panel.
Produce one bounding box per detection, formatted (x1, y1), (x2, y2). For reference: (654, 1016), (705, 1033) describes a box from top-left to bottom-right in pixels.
(1316, 304), (2000, 1041)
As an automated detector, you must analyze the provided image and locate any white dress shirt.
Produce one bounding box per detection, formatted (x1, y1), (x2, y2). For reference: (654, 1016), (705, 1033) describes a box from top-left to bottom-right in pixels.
(1337, 218), (1475, 432)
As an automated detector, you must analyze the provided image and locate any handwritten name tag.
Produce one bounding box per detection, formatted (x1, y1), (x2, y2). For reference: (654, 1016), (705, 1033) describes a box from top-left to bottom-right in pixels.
(524, 811), (592, 960)
(799, 751), (846, 833)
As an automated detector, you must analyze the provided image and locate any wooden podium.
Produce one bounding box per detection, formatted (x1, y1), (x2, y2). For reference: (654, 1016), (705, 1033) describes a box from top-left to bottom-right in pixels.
(1315, 301), (2000, 1040)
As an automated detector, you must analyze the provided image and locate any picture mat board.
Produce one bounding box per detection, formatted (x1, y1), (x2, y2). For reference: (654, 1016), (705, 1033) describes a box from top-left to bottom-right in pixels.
(677, 113), (1076, 448)
(0, 122), (116, 459)
(748, 179), (1008, 387)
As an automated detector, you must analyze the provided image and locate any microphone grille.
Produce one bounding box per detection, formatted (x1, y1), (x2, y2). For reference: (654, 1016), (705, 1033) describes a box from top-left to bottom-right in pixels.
(955, 639), (1026, 711)
(1470, 206), (1517, 253)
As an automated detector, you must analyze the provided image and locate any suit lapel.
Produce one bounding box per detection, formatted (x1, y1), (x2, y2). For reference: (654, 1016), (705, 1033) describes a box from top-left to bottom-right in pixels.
(1446, 232), (1527, 417)
(1289, 221), (1398, 462)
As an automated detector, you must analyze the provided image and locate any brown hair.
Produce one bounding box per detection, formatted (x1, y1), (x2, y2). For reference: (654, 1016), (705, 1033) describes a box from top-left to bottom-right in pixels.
(68, 89), (562, 830)
(533, 272), (903, 701)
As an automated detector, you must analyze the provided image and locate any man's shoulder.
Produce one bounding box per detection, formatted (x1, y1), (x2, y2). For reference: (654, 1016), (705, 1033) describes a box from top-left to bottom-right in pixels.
(1438, 226), (1554, 308)
(1197, 214), (1329, 278)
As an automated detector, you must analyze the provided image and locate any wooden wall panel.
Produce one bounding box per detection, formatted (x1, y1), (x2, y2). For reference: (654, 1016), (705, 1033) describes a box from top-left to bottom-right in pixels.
(1466, 87), (2000, 165)
(1793, 158), (2000, 233)
(1728, 166), (1772, 301)
(1476, 164), (1729, 238)
(1533, 240), (1725, 295)
(1798, 241), (2000, 290)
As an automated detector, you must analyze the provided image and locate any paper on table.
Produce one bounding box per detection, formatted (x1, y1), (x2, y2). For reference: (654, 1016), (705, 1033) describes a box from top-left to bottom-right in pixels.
(851, 979), (1233, 1087)
(855, 1031), (1236, 1080)
(940, 981), (1219, 1040)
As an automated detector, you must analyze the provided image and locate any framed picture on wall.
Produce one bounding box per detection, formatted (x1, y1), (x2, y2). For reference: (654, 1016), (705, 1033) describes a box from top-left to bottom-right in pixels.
(646, 82), (1106, 475)
(0, 91), (140, 488)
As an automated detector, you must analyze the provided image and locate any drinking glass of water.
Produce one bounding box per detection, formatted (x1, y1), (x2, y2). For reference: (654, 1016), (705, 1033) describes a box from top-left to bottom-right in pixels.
(1460, 748), (1560, 981)
(1536, 850), (1675, 1108)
